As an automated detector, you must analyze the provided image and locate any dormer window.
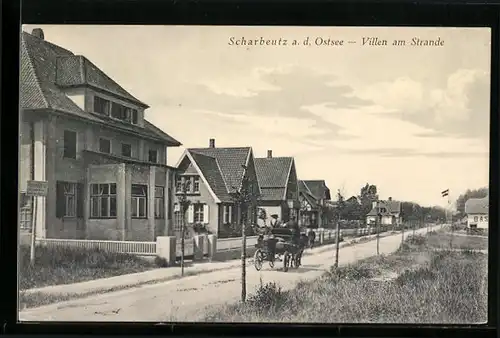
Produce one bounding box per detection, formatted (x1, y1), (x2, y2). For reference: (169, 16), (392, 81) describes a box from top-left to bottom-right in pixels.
(94, 96), (110, 115)
(93, 95), (139, 125)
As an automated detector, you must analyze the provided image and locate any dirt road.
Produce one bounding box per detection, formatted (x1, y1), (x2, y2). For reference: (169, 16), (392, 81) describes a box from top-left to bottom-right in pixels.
(19, 227), (437, 322)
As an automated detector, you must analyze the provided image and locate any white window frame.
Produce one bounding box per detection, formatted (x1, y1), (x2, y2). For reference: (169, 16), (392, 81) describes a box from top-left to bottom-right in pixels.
(193, 176), (200, 193)
(90, 183), (117, 218)
(131, 184), (148, 218)
(194, 204), (204, 223)
(154, 186), (164, 219)
(64, 182), (77, 217)
(223, 205), (233, 224)
(175, 177), (183, 193)
(19, 193), (33, 230)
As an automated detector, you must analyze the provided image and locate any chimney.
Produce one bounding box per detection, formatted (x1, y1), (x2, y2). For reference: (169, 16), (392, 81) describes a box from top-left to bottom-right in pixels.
(267, 150), (272, 158)
(209, 138), (215, 148)
(388, 197), (392, 201)
(372, 201), (377, 209)
(31, 28), (45, 40)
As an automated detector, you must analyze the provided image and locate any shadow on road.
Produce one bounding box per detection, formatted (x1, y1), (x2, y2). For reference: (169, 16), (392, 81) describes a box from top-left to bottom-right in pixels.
(274, 264), (325, 274)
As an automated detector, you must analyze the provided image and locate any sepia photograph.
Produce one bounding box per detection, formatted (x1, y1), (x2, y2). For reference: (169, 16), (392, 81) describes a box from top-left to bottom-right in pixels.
(18, 25), (490, 323)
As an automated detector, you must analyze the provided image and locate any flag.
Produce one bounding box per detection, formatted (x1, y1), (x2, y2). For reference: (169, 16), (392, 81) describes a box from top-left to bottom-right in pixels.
(441, 189), (449, 197)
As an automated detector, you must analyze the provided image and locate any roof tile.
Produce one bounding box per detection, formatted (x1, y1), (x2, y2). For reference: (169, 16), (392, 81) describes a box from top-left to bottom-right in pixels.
(20, 31), (180, 146)
(254, 157), (293, 189)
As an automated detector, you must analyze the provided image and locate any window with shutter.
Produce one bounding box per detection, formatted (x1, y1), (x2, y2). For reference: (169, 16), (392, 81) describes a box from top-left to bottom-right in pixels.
(56, 181), (65, 218)
(187, 204), (195, 223)
(76, 183), (84, 218)
(203, 204), (209, 224)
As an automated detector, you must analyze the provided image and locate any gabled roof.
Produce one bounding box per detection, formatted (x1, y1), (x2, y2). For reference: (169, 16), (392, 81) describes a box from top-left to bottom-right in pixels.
(366, 200), (402, 216)
(20, 30), (181, 146)
(301, 180), (331, 200)
(465, 197), (488, 215)
(254, 157), (294, 201)
(182, 147), (255, 202)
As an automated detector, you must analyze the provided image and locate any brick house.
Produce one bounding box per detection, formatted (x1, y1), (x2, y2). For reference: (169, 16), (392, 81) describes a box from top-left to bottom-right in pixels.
(298, 180), (332, 228)
(254, 150), (300, 226)
(173, 139), (260, 238)
(19, 28), (182, 242)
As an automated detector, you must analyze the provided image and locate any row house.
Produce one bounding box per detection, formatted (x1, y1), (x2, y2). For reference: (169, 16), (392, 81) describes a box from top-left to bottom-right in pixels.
(173, 139), (260, 237)
(19, 28), (181, 241)
(298, 180), (332, 228)
(254, 150), (300, 225)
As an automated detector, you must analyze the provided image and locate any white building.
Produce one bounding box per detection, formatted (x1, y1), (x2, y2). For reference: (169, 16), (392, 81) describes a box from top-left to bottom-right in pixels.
(465, 196), (489, 229)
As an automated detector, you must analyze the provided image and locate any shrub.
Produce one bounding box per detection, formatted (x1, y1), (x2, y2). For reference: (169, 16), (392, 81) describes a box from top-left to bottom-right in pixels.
(154, 256), (169, 268)
(246, 279), (288, 314)
(328, 265), (374, 281)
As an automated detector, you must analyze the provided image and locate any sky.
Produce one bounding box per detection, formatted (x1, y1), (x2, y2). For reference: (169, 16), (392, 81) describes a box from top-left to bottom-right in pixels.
(22, 25), (491, 207)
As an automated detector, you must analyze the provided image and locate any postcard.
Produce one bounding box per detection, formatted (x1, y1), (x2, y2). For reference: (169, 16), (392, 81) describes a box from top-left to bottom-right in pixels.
(18, 25), (490, 323)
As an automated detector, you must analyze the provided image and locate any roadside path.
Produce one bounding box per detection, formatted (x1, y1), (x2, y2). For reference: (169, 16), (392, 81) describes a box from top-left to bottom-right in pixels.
(19, 226), (439, 322)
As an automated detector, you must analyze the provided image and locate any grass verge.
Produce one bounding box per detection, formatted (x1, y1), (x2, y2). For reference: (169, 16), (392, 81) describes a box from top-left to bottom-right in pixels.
(19, 244), (159, 291)
(204, 232), (487, 323)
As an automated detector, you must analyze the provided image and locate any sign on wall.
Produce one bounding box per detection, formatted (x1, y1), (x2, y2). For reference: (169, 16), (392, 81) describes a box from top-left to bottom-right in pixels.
(26, 180), (48, 197)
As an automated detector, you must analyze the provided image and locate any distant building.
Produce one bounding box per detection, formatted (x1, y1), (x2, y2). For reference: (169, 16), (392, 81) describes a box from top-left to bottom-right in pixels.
(366, 197), (402, 226)
(465, 196), (489, 229)
(298, 180), (331, 228)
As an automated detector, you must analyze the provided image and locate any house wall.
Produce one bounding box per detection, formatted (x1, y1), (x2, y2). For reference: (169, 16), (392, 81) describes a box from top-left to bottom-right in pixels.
(173, 157), (219, 235)
(86, 164), (125, 240)
(64, 87), (87, 111)
(467, 213), (488, 229)
(19, 120), (33, 192)
(20, 108), (175, 241)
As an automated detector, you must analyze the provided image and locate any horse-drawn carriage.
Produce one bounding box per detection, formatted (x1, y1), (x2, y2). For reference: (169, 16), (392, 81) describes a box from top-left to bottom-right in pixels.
(253, 227), (307, 272)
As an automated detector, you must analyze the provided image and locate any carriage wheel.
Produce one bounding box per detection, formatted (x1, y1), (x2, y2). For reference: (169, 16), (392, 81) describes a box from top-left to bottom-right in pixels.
(283, 251), (290, 272)
(254, 249), (263, 271)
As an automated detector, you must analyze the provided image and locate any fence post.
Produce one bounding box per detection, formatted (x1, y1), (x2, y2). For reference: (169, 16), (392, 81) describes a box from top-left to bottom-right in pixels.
(207, 234), (217, 261)
(156, 236), (177, 265)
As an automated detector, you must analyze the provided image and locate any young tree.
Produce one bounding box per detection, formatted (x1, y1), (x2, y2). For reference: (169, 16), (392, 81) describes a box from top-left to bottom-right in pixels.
(230, 164), (260, 303)
(176, 181), (192, 277)
(334, 189), (345, 268)
(358, 183), (378, 223)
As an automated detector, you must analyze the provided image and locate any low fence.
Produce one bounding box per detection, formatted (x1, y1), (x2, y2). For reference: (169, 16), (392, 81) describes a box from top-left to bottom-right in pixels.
(34, 224), (399, 260)
(35, 238), (157, 256)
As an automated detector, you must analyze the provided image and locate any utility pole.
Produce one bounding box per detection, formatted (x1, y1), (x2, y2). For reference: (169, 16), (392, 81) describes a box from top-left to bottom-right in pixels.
(334, 215), (340, 268)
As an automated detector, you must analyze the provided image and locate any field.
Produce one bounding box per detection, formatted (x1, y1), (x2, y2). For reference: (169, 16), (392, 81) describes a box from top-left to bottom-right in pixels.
(204, 231), (488, 323)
